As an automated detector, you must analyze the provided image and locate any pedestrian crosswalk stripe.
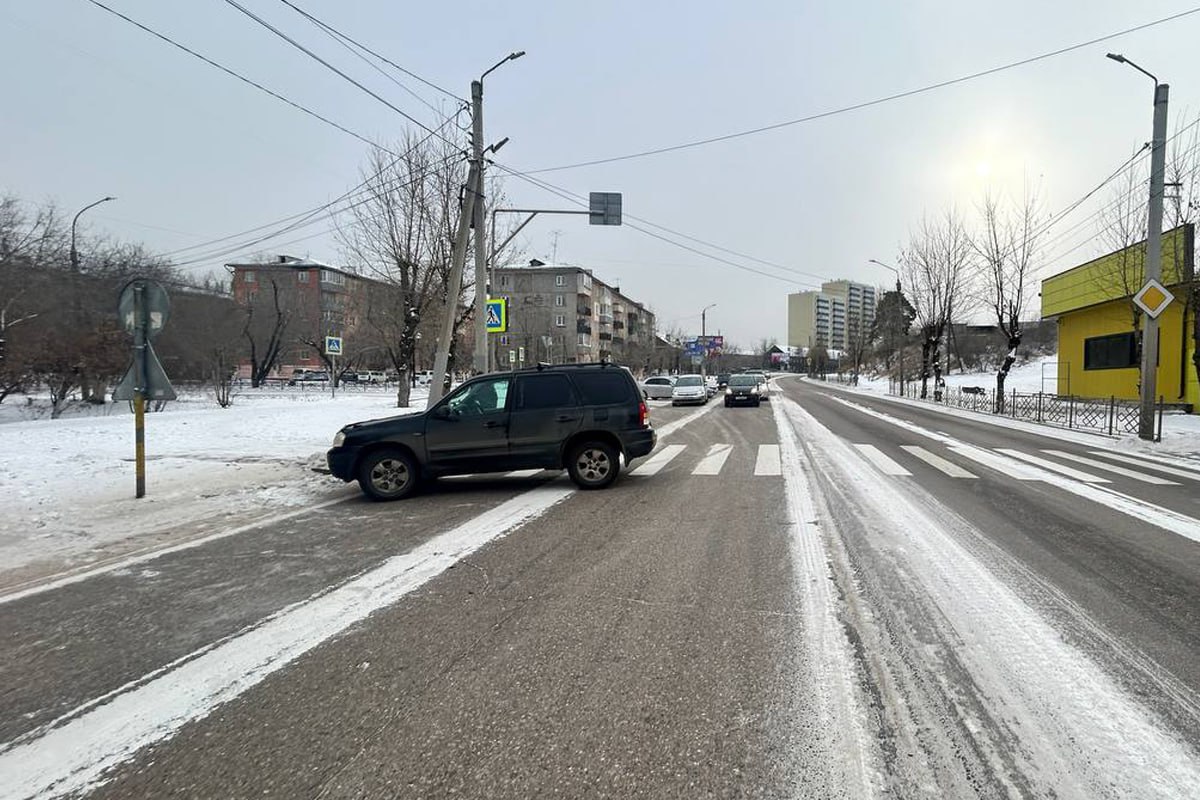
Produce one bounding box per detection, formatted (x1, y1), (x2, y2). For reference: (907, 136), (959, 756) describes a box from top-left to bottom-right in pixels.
(754, 444), (782, 476)
(630, 444), (686, 476)
(1040, 451), (1179, 485)
(1087, 451), (1200, 481)
(948, 445), (1042, 480)
(901, 446), (977, 478)
(693, 443), (733, 475)
(997, 449), (1109, 483)
(854, 444), (911, 476)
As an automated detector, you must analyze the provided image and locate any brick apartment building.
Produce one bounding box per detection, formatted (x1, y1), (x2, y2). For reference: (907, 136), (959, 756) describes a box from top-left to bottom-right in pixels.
(227, 255), (384, 377)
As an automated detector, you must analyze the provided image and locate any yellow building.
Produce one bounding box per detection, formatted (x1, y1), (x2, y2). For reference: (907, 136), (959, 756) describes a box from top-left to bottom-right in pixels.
(1041, 224), (1195, 408)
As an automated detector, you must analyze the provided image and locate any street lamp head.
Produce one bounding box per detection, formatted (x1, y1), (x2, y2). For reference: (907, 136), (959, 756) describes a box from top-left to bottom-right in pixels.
(1106, 52), (1126, 64)
(509, 51), (526, 61)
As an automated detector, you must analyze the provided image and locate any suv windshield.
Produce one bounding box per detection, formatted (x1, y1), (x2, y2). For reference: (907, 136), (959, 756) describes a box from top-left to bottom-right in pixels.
(729, 375), (759, 387)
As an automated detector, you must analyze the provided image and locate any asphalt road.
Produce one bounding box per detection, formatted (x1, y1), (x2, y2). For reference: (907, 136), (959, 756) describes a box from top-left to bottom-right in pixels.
(2, 379), (1199, 798)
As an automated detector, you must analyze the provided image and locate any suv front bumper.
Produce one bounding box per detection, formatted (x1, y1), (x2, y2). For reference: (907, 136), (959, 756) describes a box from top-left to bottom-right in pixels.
(326, 446), (361, 481)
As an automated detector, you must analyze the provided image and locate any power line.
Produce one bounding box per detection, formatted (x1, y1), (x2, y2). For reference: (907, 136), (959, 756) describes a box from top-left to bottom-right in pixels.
(491, 163), (822, 287)
(166, 150), (465, 268)
(525, 6), (1200, 174)
(83, 0), (386, 153)
(157, 118), (464, 262)
(220, 0), (458, 145)
(275, 0), (465, 104)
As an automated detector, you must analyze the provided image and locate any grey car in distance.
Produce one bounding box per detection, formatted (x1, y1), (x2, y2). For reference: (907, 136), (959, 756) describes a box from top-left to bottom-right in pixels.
(640, 375), (676, 400)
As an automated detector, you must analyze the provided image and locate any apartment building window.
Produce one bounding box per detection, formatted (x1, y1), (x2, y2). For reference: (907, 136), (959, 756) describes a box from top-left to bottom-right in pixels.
(320, 269), (346, 286)
(555, 294), (565, 306)
(555, 274), (566, 286)
(499, 274), (510, 288)
(297, 271), (309, 283)
(555, 314), (566, 327)
(244, 270), (256, 284)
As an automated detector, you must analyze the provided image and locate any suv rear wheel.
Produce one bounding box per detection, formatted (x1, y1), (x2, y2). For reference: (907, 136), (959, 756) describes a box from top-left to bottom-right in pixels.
(358, 448), (419, 501)
(567, 440), (620, 490)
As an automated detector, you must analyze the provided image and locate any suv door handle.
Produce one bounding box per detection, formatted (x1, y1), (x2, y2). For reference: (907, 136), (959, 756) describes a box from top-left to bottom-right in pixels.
(483, 420), (504, 429)
(555, 414), (579, 422)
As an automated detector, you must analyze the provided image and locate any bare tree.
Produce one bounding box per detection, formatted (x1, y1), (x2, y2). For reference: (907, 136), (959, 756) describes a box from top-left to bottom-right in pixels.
(975, 186), (1044, 411)
(337, 135), (474, 406)
(1166, 112), (1200, 391)
(241, 276), (294, 387)
(901, 209), (974, 399)
(1098, 157), (1151, 329)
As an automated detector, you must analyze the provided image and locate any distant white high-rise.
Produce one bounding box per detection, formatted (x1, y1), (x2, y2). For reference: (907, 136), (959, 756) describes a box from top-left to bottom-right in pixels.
(786, 280), (877, 352)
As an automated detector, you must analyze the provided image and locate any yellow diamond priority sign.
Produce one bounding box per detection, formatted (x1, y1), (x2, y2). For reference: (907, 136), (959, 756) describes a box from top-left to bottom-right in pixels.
(1133, 278), (1174, 319)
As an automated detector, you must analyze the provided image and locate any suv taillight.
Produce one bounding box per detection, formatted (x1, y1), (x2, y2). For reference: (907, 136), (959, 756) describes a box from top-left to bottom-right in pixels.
(639, 400), (649, 428)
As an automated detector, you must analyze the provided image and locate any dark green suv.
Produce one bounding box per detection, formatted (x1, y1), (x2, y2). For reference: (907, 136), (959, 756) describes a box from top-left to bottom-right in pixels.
(327, 363), (657, 501)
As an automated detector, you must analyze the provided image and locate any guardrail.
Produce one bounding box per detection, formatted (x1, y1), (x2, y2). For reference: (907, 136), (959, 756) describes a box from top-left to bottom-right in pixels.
(893, 381), (1142, 435)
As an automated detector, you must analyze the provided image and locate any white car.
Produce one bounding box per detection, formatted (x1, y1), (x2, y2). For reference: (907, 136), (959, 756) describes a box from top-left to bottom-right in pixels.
(640, 375), (676, 400)
(671, 374), (708, 406)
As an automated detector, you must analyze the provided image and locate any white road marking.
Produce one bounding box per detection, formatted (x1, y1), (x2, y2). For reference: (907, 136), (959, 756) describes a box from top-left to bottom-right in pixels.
(901, 446), (977, 478)
(0, 482), (575, 800)
(997, 449), (1110, 483)
(628, 444), (686, 476)
(1041, 451), (1178, 485)
(853, 444), (911, 476)
(692, 444), (733, 475)
(0, 496), (353, 607)
(1087, 451), (1200, 481)
(753, 444), (782, 476)
(823, 395), (1200, 543)
(948, 445), (1041, 481)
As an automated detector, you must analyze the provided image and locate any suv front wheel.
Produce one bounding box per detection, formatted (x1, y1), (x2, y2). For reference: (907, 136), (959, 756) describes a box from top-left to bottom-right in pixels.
(567, 440), (620, 490)
(358, 448), (419, 501)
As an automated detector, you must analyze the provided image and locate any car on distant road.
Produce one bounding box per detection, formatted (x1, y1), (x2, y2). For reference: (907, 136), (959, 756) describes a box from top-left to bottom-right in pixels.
(640, 375), (676, 400)
(716, 373), (731, 390)
(704, 375), (719, 398)
(327, 363), (656, 500)
(724, 374), (764, 407)
(671, 374), (708, 406)
(287, 370), (330, 386)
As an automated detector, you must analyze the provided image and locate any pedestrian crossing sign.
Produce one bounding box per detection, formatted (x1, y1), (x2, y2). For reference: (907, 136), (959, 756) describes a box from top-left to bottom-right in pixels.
(486, 298), (508, 333)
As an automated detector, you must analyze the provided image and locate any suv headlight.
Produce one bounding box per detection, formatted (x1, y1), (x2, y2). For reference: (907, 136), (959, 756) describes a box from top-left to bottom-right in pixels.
(725, 388), (732, 395)
(333, 430), (346, 447)
(751, 386), (760, 394)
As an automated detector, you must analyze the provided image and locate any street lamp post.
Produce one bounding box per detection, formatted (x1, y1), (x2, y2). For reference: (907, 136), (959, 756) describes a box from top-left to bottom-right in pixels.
(1108, 53), (1168, 441)
(70, 196), (116, 272)
(473, 51), (525, 377)
(701, 303), (716, 374)
(869, 259), (904, 396)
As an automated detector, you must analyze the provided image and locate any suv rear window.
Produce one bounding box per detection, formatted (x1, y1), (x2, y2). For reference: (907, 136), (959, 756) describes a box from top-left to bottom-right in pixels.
(572, 371), (635, 405)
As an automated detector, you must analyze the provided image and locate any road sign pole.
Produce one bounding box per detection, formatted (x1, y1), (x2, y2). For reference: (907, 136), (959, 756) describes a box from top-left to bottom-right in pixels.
(133, 284), (147, 499)
(1140, 82), (1169, 440)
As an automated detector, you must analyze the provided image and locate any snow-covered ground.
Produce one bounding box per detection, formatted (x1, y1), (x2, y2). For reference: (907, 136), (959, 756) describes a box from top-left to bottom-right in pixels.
(0, 385), (425, 585)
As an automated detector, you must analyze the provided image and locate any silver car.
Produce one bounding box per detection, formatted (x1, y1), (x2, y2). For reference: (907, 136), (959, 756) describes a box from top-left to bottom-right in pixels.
(671, 374), (708, 406)
(640, 375), (676, 400)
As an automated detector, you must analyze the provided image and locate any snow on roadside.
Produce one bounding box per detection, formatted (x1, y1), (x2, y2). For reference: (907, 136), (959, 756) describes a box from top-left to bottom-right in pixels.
(0, 387), (425, 581)
(825, 356), (1200, 459)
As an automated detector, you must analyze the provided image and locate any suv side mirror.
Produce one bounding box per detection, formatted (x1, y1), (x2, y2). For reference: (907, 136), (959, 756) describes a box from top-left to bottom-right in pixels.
(431, 405), (456, 421)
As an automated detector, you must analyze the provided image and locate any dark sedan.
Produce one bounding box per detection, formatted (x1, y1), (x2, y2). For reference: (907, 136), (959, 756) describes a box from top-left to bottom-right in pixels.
(723, 374), (764, 407)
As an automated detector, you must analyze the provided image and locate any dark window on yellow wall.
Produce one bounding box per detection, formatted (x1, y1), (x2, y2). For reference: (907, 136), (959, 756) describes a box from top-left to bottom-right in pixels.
(1084, 332), (1137, 369)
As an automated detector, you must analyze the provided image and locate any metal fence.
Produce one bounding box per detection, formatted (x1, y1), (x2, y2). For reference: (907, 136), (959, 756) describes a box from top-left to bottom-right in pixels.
(891, 380), (1141, 435)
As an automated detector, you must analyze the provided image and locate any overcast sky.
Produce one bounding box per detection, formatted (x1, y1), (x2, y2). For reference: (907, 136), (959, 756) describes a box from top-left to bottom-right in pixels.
(3, 1), (1199, 348)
